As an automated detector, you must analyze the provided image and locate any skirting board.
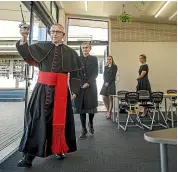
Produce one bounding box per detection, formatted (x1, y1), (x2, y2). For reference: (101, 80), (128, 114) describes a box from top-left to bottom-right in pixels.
(0, 138), (21, 164)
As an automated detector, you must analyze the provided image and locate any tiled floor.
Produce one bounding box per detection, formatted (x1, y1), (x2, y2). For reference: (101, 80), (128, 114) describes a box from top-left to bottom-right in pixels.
(0, 102), (24, 151)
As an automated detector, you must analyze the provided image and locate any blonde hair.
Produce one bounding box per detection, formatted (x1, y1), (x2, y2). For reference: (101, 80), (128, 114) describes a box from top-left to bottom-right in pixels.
(81, 42), (92, 49)
(140, 54), (147, 62)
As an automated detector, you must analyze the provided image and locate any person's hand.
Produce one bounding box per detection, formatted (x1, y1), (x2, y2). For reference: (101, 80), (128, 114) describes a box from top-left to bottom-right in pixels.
(82, 83), (89, 89)
(105, 82), (109, 87)
(20, 24), (30, 42)
(71, 93), (77, 100)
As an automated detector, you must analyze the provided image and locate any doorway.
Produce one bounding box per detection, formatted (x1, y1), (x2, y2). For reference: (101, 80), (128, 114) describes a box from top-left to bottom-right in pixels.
(67, 18), (109, 111)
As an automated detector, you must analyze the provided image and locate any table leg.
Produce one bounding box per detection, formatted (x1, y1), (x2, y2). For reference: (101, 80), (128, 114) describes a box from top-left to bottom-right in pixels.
(164, 98), (168, 120)
(112, 97), (115, 122)
(160, 143), (168, 172)
(170, 97), (174, 128)
(117, 97), (120, 129)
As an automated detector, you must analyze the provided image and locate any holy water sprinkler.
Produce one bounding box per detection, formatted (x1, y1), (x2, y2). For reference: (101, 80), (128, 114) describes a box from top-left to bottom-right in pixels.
(19, 4), (29, 28)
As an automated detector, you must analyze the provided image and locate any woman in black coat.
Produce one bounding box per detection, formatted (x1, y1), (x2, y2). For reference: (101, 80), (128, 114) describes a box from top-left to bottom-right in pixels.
(74, 42), (98, 139)
(100, 55), (117, 119)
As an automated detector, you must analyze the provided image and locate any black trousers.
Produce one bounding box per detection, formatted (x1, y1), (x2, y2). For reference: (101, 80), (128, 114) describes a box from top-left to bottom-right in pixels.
(23, 154), (36, 162)
(80, 113), (94, 129)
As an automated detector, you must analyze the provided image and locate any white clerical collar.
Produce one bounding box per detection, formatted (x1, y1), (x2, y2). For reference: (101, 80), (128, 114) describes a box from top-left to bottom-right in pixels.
(52, 42), (63, 46)
(84, 54), (90, 57)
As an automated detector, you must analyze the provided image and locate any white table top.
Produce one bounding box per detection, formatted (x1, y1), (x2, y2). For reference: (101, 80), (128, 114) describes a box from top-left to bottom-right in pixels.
(111, 95), (149, 99)
(111, 94), (177, 99)
(144, 128), (177, 145)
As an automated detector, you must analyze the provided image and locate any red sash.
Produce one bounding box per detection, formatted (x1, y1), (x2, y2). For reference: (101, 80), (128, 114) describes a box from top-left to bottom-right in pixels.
(38, 71), (69, 154)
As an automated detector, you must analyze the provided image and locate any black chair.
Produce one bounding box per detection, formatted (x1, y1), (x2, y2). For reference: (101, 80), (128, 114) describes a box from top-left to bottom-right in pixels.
(141, 92), (169, 130)
(137, 90), (152, 116)
(117, 90), (129, 113)
(166, 89), (177, 120)
(119, 92), (143, 131)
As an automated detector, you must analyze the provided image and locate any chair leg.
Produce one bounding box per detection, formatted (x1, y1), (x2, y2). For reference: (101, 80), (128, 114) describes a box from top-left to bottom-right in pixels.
(157, 109), (160, 122)
(119, 114), (130, 131)
(142, 110), (156, 130)
(150, 110), (156, 130)
(159, 110), (169, 128)
(136, 114), (144, 130)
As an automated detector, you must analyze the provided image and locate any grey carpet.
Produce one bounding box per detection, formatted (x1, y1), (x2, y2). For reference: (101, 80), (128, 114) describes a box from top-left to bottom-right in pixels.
(0, 113), (177, 172)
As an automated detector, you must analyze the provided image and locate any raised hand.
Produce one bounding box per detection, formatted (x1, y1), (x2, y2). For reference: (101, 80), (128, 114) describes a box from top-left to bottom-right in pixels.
(20, 24), (30, 42)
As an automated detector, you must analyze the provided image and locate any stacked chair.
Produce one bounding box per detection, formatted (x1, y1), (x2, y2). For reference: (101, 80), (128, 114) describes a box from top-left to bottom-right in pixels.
(119, 92), (143, 131)
(137, 90), (153, 116)
(141, 92), (169, 130)
(166, 89), (177, 125)
(117, 90), (129, 113)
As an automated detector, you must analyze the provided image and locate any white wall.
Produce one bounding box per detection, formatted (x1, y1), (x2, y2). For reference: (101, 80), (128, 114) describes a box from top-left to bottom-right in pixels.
(111, 42), (177, 92)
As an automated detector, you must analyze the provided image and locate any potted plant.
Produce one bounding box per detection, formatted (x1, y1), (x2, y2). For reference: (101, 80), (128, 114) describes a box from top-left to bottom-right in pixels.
(117, 4), (132, 23)
(118, 11), (132, 23)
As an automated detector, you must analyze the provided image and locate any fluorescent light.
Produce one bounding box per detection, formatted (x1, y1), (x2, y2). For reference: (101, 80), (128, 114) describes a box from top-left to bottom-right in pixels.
(169, 11), (177, 20)
(85, 0), (88, 11)
(155, 1), (171, 18)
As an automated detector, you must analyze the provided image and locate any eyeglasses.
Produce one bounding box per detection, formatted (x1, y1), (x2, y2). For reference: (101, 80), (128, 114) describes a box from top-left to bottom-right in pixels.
(50, 30), (63, 34)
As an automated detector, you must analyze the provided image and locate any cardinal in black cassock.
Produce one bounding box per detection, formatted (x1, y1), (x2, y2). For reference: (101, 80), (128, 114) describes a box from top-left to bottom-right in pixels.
(16, 24), (83, 167)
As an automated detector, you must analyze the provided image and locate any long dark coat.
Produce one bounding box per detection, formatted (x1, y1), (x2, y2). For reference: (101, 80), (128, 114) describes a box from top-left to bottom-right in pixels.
(100, 64), (118, 96)
(74, 55), (98, 112)
(16, 41), (83, 157)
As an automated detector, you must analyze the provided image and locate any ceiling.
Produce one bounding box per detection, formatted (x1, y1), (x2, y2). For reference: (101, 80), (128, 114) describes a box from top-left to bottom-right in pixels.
(61, 1), (177, 24)
(0, 2), (40, 22)
(0, 1), (176, 24)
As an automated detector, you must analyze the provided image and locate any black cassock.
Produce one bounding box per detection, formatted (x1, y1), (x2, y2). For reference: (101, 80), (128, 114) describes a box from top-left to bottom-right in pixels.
(16, 41), (83, 157)
(74, 55), (98, 114)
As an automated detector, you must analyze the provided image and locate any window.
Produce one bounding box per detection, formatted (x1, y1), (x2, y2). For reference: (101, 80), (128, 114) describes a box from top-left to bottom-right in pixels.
(68, 26), (108, 42)
(0, 20), (39, 41)
(0, 59), (10, 78)
(68, 18), (109, 42)
(13, 60), (25, 80)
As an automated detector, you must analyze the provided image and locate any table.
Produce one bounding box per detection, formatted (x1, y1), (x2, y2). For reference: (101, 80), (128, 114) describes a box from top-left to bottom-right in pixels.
(144, 128), (177, 172)
(111, 94), (177, 129)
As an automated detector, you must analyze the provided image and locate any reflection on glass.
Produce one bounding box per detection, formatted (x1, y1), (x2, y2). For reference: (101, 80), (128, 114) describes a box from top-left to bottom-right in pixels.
(90, 46), (107, 56)
(68, 26), (108, 42)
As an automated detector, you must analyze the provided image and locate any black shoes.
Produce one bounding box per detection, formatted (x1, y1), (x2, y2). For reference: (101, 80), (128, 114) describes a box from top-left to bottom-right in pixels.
(79, 123), (94, 140)
(88, 122), (94, 135)
(56, 153), (66, 160)
(17, 153), (66, 167)
(17, 155), (35, 168)
(79, 128), (88, 139)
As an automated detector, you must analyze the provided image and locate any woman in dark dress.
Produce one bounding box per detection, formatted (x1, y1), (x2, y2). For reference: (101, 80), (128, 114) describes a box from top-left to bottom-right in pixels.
(137, 54), (151, 116)
(74, 42), (98, 139)
(136, 54), (151, 92)
(100, 55), (117, 119)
